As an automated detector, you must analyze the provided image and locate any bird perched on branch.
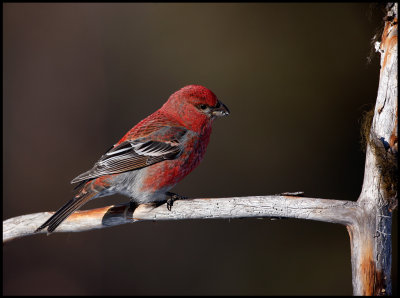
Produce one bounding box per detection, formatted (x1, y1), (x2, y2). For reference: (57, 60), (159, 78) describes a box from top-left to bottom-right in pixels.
(36, 85), (230, 234)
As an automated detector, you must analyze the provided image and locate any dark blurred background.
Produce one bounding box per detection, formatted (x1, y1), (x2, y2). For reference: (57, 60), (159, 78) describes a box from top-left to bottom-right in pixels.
(3, 3), (397, 295)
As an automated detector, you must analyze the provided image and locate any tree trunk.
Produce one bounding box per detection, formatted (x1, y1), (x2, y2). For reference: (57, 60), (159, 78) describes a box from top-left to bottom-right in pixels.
(349, 3), (398, 295)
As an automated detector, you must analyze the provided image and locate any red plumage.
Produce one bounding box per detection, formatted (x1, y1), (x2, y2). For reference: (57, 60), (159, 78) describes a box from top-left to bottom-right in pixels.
(36, 85), (229, 233)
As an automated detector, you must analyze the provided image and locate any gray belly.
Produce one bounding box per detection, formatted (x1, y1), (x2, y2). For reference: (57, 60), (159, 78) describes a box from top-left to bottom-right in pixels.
(102, 169), (172, 204)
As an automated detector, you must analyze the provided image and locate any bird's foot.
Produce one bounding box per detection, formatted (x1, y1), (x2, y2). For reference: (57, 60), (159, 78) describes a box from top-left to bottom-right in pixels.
(166, 192), (187, 211)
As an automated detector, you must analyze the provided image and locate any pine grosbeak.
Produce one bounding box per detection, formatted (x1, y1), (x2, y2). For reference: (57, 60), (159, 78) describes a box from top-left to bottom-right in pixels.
(36, 85), (229, 233)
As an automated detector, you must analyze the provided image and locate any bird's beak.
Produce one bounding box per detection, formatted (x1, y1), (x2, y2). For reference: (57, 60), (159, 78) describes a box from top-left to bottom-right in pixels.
(212, 101), (230, 117)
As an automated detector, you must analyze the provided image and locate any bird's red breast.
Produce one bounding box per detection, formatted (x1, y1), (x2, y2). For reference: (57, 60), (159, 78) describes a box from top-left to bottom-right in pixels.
(140, 121), (212, 192)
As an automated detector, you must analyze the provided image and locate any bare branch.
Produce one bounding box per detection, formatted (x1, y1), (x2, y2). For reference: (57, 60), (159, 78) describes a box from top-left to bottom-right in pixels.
(3, 195), (358, 243)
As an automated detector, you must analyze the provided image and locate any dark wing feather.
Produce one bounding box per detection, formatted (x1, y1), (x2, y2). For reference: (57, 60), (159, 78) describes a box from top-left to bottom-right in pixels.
(71, 126), (188, 184)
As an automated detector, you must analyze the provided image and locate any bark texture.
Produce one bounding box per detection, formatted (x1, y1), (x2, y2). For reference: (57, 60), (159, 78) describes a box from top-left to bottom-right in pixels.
(350, 3), (398, 295)
(3, 195), (358, 242)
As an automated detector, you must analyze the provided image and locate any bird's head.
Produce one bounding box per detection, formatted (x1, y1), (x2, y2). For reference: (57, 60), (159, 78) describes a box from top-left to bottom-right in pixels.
(161, 85), (230, 132)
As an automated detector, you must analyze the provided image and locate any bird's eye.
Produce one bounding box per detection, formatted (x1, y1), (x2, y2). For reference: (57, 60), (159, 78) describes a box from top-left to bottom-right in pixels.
(199, 104), (207, 110)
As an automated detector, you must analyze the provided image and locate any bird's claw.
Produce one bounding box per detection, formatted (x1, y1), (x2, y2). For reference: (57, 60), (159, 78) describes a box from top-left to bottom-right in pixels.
(166, 192), (187, 211)
(166, 198), (174, 211)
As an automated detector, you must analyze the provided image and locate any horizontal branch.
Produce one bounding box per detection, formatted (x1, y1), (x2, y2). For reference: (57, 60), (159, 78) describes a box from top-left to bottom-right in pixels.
(3, 195), (359, 243)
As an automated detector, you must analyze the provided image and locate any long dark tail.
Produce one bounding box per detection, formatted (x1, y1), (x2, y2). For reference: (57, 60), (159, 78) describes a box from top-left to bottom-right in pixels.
(35, 192), (95, 234)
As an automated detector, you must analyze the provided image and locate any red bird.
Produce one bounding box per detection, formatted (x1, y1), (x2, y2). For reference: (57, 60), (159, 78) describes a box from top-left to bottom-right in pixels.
(36, 85), (229, 233)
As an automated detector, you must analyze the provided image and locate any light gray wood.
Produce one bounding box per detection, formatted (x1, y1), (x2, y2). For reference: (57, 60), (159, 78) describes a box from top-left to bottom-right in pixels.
(349, 3), (398, 295)
(3, 195), (359, 242)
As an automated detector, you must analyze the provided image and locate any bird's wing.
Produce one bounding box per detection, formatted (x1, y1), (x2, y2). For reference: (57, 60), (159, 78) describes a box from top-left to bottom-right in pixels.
(71, 126), (188, 184)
